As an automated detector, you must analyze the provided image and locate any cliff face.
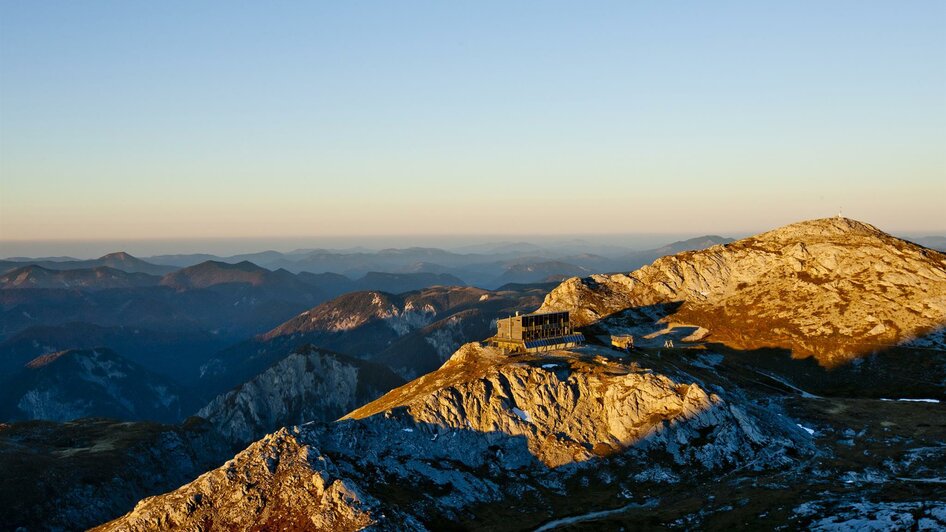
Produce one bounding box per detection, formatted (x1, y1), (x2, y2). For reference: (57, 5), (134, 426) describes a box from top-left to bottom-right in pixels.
(197, 346), (404, 447)
(97, 344), (807, 531)
(540, 218), (946, 365)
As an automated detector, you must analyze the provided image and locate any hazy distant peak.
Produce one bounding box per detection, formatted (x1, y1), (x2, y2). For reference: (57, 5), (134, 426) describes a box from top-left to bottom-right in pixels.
(213, 260), (263, 270)
(99, 251), (135, 261)
(159, 259), (301, 290)
(183, 260), (267, 274)
(377, 247), (451, 256)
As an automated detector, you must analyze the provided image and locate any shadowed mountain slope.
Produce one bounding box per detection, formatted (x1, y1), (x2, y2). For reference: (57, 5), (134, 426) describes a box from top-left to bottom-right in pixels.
(0, 322), (228, 384)
(0, 348), (188, 422)
(0, 418), (228, 531)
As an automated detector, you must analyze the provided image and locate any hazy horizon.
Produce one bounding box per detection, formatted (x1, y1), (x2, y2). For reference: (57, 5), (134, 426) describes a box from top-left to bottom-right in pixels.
(2, 2), (944, 242)
(0, 232), (730, 259)
(2, 223), (944, 260)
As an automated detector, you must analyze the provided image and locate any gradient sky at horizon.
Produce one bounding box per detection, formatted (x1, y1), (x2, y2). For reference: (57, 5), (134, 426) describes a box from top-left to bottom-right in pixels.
(1, 1), (944, 243)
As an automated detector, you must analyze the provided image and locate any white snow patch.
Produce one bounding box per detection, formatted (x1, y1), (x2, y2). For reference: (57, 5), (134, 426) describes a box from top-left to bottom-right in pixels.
(796, 423), (816, 436)
(898, 398), (940, 403)
(402, 428), (414, 433)
(511, 407), (531, 423)
(535, 500), (659, 531)
(541, 364), (558, 369)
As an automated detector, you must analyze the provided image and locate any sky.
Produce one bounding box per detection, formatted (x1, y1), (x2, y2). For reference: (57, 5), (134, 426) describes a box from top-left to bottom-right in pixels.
(1, 1), (944, 249)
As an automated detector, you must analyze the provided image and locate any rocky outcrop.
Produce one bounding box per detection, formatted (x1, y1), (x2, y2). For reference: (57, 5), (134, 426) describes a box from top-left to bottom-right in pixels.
(91, 429), (385, 532)
(346, 344), (783, 468)
(197, 346), (404, 447)
(540, 218), (946, 365)
(97, 344), (807, 530)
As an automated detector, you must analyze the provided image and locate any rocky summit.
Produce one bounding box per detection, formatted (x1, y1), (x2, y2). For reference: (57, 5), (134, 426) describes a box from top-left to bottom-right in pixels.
(540, 217), (946, 366)
(96, 343), (807, 530)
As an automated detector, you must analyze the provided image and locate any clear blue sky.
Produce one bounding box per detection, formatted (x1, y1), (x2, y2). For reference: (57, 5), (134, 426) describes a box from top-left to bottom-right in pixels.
(1, 1), (944, 242)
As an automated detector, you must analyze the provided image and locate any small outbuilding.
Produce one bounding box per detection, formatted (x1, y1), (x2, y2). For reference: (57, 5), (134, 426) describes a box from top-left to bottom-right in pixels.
(610, 334), (634, 351)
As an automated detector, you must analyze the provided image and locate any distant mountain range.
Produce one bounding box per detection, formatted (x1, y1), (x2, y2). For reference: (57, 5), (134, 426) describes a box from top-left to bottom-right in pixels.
(0, 265), (160, 290)
(0, 252), (176, 276)
(1, 235), (737, 289)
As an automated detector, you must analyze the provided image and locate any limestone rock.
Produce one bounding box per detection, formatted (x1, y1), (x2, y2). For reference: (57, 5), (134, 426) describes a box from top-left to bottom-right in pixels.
(91, 428), (383, 532)
(196, 345), (404, 447)
(539, 218), (946, 365)
(97, 344), (805, 531)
